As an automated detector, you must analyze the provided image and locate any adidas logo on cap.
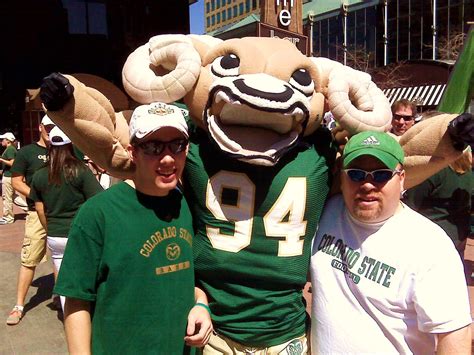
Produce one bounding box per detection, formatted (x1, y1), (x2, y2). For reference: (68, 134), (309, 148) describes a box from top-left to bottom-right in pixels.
(361, 136), (380, 146)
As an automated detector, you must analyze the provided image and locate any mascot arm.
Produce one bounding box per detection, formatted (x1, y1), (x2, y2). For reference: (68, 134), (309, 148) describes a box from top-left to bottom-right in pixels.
(41, 74), (134, 180)
(399, 113), (467, 189)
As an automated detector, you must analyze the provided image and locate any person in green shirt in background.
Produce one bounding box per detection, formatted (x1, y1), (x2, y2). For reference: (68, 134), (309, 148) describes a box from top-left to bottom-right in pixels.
(30, 126), (103, 311)
(6, 115), (53, 326)
(0, 132), (18, 225)
(405, 147), (474, 256)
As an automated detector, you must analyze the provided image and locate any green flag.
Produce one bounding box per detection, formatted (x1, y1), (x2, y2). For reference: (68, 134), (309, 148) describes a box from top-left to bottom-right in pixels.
(438, 26), (474, 114)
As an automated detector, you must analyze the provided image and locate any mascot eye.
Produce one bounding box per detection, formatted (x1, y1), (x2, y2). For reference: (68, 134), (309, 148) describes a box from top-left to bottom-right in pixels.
(211, 54), (240, 78)
(289, 69), (314, 97)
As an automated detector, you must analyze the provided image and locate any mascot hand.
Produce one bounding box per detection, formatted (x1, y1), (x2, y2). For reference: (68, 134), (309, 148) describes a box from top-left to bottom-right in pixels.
(40, 73), (74, 111)
(447, 113), (474, 150)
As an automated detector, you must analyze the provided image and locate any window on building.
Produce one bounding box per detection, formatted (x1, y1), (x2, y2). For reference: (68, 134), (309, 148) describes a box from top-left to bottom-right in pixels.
(206, 1), (210, 13)
(365, 6), (376, 66)
(227, 8), (232, 19)
(216, 0), (220, 9)
(227, 0), (231, 4)
(320, 19), (329, 58)
(217, 12), (221, 23)
(207, 16), (211, 27)
(223, 10), (227, 21)
(245, 0), (250, 12)
(212, 14), (215, 26)
(328, 16), (341, 60)
(233, 5), (237, 17)
(252, 0), (257, 9)
(239, 3), (244, 15)
(313, 20), (321, 56)
(355, 9), (366, 50)
(62, 0), (108, 36)
(386, 16), (396, 63)
(398, 13), (410, 61)
(347, 11), (355, 50)
(211, 0), (215, 11)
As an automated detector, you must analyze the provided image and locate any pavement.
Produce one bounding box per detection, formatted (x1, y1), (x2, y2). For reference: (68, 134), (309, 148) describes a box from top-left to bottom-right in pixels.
(0, 203), (67, 354)
(0, 201), (473, 353)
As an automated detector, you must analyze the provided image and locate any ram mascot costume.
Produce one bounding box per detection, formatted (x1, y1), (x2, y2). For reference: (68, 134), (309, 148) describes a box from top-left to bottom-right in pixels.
(41, 34), (471, 352)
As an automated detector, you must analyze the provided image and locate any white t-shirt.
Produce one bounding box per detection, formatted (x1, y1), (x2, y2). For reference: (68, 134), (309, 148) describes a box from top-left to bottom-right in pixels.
(310, 195), (471, 354)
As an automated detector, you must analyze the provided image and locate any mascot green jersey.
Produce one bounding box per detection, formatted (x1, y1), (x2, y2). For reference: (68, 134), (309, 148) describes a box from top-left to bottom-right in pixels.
(184, 128), (334, 346)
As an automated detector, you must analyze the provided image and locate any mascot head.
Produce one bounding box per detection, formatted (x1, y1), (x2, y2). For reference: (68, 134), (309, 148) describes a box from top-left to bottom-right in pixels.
(122, 35), (391, 166)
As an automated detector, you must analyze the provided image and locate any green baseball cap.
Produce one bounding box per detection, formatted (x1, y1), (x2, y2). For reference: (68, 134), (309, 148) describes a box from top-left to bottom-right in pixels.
(343, 131), (404, 169)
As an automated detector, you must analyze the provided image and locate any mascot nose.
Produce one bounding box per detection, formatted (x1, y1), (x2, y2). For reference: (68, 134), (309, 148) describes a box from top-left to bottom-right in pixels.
(233, 76), (293, 103)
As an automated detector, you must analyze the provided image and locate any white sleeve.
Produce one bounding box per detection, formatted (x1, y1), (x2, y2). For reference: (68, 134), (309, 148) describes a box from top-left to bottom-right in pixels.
(413, 231), (472, 333)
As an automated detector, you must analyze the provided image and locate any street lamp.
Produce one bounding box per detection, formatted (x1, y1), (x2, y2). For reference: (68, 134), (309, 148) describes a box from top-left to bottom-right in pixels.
(308, 10), (316, 57)
(341, 1), (348, 65)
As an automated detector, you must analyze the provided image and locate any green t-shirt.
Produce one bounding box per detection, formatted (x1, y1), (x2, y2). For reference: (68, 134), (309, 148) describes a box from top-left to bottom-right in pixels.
(29, 165), (103, 237)
(54, 182), (195, 354)
(184, 127), (335, 347)
(405, 166), (474, 244)
(1, 145), (17, 177)
(10, 143), (48, 209)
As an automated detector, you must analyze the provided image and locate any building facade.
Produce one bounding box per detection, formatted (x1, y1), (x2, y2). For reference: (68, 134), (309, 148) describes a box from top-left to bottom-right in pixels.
(203, 0), (472, 111)
(204, 0), (472, 67)
(0, 0), (191, 142)
(307, 0), (472, 67)
(205, 0), (259, 32)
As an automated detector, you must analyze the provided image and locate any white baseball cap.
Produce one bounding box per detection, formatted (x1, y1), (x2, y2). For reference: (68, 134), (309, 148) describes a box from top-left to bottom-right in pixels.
(41, 114), (55, 126)
(49, 126), (72, 146)
(129, 102), (188, 141)
(0, 132), (16, 142)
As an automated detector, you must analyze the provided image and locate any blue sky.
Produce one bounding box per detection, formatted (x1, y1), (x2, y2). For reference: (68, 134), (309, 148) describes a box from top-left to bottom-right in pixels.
(189, 0), (205, 34)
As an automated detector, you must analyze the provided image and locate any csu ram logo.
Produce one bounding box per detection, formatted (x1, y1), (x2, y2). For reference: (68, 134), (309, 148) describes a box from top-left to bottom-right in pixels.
(166, 243), (181, 260)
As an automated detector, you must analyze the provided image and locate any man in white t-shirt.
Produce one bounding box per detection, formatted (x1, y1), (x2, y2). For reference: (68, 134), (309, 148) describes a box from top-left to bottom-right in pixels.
(310, 131), (472, 354)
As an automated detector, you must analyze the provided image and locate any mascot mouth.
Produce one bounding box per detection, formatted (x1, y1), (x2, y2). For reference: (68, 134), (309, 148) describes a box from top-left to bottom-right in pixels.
(204, 86), (309, 165)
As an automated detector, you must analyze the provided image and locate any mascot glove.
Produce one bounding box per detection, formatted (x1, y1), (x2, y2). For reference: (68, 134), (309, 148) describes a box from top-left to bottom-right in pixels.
(447, 113), (474, 151)
(40, 72), (74, 111)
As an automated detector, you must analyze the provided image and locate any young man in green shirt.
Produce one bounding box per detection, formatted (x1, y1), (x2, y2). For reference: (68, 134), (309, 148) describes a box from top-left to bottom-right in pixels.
(0, 132), (17, 224)
(54, 102), (213, 354)
(6, 115), (54, 325)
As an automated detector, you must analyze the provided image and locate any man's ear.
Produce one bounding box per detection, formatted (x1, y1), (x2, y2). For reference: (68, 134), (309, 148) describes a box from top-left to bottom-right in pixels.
(399, 168), (406, 191)
(126, 144), (136, 163)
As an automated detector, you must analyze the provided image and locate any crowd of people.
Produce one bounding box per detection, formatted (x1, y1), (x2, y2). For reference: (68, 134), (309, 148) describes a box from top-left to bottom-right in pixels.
(0, 98), (472, 354)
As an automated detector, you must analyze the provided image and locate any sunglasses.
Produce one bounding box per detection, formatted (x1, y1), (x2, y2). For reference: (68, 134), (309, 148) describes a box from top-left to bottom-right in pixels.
(393, 114), (414, 121)
(344, 168), (402, 183)
(136, 138), (188, 156)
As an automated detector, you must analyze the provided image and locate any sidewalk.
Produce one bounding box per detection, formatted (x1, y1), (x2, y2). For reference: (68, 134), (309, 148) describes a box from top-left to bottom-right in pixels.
(0, 203), (67, 354)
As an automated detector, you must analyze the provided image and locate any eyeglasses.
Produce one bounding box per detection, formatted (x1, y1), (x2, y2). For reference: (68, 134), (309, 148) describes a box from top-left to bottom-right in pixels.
(136, 138), (188, 156)
(393, 114), (414, 121)
(343, 168), (402, 183)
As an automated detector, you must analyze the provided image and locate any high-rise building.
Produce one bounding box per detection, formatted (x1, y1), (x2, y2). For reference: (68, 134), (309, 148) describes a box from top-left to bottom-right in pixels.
(306, 0), (473, 67)
(203, 0), (472, 66)
(204, 0), (259, 32)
